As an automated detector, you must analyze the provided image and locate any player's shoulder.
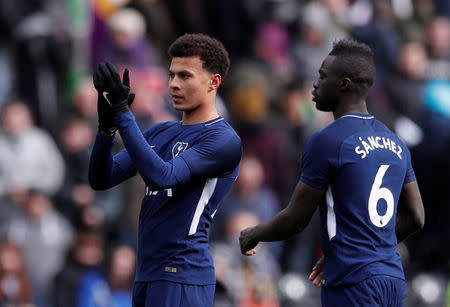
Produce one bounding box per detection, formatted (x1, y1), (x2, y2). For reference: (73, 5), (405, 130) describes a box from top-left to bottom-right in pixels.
(203, 117), (241, 143)
(307, 121), (343, 150)
(305, 114), (375, 152)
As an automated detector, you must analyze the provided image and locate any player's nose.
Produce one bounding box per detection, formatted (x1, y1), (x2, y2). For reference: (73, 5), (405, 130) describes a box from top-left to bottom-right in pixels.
(169, 78), (180, 90)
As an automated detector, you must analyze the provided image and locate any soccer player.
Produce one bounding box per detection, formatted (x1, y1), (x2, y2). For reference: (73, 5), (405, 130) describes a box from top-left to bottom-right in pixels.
(89, 34), (242, 307)
(239, 39), (425, 307)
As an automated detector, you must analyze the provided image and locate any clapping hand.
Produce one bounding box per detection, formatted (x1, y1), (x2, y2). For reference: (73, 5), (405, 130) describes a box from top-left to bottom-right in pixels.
(93, 62), (135, 122)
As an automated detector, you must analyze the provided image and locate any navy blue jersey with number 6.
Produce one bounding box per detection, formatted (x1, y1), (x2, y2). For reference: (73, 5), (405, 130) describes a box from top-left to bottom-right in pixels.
(89, 111), (242, 286)
(300, 113), (416, 287)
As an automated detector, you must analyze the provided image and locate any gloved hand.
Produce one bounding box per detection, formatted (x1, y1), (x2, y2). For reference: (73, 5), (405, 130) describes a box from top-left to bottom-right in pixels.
(93, 62), (135, 120)
(93, 65), (116, 135)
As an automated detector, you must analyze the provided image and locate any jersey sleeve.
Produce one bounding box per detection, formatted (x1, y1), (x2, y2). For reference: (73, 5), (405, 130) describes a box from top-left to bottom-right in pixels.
(114, 111), (241, 189)
(300, 131), (334, 190)
(177, 129), (242, 179)
(88, 132), (137, 190)
(403, 145), (416, 184)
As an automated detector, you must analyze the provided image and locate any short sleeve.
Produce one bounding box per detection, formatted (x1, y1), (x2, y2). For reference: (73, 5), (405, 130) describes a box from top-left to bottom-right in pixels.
(178, 130), (242, 179)
(300, 132), (332, 190)
(404, 146), (416, 184)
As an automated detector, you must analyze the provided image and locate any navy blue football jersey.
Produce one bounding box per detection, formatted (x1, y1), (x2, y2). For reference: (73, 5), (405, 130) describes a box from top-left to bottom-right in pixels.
(89, 111), (242, 285)
(300, 113), (416, 287)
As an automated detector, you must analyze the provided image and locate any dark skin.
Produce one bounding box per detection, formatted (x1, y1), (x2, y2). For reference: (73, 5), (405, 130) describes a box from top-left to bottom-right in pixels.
(239, 55), (425, 287)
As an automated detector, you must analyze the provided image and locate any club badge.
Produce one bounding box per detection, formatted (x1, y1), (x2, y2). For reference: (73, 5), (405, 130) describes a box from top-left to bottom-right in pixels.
(172, 142), (188, 158)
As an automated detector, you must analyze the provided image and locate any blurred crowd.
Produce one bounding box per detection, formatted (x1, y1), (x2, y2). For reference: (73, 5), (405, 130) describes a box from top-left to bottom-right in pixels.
(0, 0), (448, 306)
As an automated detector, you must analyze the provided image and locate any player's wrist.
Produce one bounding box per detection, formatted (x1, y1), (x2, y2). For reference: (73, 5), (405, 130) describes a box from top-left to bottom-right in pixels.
(110, 99), (130, 119)
(99, 127), (116, 139)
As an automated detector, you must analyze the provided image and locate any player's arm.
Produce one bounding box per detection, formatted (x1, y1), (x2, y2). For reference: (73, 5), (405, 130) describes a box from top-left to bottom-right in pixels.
(94, 62), (241, 189)
(117, 113), (194, 188)
(115, 114), (241, 188)
(88, 133), (137, 190)
(395, 180), (425, 243)
(239, 181), (323, 255)
(93, 62), (194, 188)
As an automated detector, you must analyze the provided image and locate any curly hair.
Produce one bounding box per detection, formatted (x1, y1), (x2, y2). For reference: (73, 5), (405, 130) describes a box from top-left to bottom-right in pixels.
(168, 33), (230, 79)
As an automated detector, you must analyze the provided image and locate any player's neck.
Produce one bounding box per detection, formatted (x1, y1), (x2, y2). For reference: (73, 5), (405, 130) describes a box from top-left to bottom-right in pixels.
(182, 104), (219, 125)
(333, 98), (369, 120)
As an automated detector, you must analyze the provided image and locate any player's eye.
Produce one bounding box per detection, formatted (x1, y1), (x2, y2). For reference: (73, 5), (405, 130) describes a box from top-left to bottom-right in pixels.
(180, 73), (190, 79)
(318, 70), (325, 79)
(168, 72), (174, 79)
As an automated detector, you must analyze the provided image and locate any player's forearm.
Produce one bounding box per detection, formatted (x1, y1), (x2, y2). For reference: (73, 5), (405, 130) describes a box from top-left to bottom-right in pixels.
(252, 209), (305, 242)
(114, 111), (189, 188)
(396, 181), (425, 243)
(395, 213), (424, 243)
(88, 132), (118, 190)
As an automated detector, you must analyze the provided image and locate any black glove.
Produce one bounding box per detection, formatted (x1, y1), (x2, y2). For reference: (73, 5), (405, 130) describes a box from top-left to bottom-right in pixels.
(93, 62), (134, 119)
(93, 66), (116, 135)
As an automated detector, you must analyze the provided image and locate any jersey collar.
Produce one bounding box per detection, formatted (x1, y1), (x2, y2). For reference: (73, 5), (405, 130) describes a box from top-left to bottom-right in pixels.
(340, 113), (374, 120)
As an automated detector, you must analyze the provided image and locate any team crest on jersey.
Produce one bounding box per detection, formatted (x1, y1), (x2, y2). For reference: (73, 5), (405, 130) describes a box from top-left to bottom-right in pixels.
(172, 142), (188, 157)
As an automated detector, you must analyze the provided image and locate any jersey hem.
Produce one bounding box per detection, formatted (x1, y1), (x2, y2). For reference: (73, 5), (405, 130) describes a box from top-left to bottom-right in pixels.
(134, 276), (216, 286)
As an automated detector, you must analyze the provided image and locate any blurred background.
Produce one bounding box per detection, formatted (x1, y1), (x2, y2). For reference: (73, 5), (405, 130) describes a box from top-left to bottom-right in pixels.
(0, 0), (448, 306)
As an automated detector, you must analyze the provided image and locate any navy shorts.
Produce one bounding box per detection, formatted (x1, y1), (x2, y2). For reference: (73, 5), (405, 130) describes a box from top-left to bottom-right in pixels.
(132, 281), (215, 307)
(321, 275), (406, 307)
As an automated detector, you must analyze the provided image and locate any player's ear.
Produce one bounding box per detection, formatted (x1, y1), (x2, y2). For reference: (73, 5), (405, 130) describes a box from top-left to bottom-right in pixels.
(208, 74), (222, 91)
(339, 77), (352, 92)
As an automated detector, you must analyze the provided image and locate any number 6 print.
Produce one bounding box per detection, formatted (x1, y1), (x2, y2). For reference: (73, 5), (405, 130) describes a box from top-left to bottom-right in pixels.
(368, 165), (394, 227)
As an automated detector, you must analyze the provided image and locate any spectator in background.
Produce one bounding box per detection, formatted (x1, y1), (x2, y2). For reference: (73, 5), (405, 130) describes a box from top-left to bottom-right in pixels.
(252, 22), (293, 84)
(90, 0), (132, 67)
(291, 0), (347, 80)
(385, 42), (428, 121)
(227, 23), (287, 111)
(75, 244), (135, 307)
(212, 155), (282, 260)
(0, 101), (65, 197)
(129, 0), (176, 62)
(97, 8), (159, 71)
(279, 78), (333, 161)
(0, 190), (74, 306)
(52, 231), (105, 307)
(352, 0), (401, 82)
(395, 0), (435, 43)
(54, 116), (124, 228)
(11, 1), (72, 135)
(71, 77), (100, 129)
(424, 16), (450, 80)
(212, 211), (279, 307)
(228, 78), (294, 205)
(0, 242), (33, 306)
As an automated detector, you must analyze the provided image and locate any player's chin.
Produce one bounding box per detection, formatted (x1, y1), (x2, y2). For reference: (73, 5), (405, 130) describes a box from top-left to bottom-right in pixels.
(315, 101), (333, 112)
(173, 102), (198, 112)
(173, 102), (188, 111)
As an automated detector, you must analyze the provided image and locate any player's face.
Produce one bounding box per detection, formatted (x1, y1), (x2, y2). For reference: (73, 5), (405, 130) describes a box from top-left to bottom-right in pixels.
(168, 56), (213, 112)
(312, 56), (339, 112)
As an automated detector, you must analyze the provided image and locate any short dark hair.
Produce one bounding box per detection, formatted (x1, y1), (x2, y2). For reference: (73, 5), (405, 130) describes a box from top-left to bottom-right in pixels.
(168, 33), (230, 79)
(329, 39), (376, 94)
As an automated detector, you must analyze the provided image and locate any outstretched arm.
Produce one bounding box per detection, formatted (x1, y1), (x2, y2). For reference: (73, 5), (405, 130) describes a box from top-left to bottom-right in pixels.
(396, 180), (425, 243)
(239, 181), (324, 255)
